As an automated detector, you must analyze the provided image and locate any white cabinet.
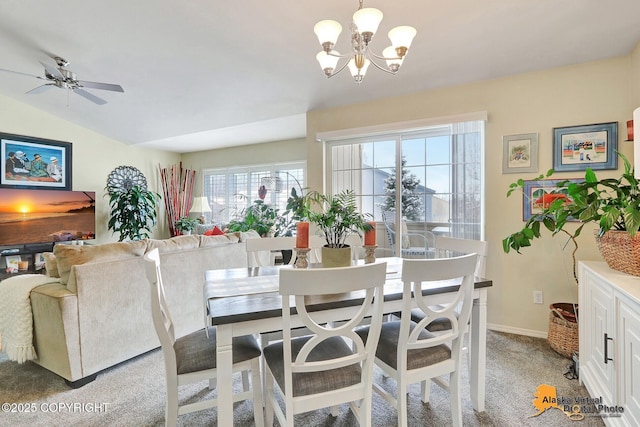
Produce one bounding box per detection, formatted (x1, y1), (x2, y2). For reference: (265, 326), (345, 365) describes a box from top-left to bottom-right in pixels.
(579, 261), (640, 426)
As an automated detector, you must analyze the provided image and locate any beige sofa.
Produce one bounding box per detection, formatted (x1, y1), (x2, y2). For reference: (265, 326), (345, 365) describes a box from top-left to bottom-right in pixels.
(28, 232), (255, 387)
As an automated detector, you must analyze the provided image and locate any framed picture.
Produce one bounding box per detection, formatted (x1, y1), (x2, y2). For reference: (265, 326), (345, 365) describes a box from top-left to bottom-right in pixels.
(34, 252), (46, 270)
(552, 122), (618, 172)
(4, 255), (21, 273)
(522, 179), (582, 221)
(1, 132), (72, 190)
(502, 133), (538, 174)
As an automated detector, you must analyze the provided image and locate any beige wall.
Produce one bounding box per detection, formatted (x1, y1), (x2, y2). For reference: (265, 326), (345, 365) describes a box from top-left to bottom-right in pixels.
(307, 55), (635, 336)
(0, 94), (180, 243)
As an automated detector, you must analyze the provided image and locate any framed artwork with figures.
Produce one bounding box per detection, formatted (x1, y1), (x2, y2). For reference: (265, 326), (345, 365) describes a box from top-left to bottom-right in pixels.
(1, 132), (72, 190)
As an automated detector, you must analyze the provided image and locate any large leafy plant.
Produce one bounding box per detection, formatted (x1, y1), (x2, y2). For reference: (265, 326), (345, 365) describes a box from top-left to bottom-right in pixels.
(107, 184), (160, 241)
(307, 190), (373, 248)
(503, 152), (640, 279)
(227, 199), (284, 237)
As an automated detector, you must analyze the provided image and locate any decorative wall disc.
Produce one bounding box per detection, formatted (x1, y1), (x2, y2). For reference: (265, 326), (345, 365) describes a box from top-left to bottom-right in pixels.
(106, 166), (148, 194)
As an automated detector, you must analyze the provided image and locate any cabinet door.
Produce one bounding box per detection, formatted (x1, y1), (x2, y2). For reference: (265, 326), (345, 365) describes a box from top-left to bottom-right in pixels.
(618, 294), (640, 426)
(580, 266), (616, 403)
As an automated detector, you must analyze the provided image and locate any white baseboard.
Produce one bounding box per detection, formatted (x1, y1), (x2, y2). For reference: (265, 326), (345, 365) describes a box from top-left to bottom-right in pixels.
(487, 323), (547, 339)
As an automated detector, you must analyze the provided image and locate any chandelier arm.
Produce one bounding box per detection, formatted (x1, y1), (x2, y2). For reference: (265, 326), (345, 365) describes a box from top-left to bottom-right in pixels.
(368, 50), (401, 61)
(327, 51), (352, 59)
(365, 52), (396, 75)
(328, 58), (352, 78)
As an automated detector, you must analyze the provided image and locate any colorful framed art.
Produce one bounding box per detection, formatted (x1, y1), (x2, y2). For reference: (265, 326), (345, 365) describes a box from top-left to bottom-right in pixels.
(552, 122), (617, 172)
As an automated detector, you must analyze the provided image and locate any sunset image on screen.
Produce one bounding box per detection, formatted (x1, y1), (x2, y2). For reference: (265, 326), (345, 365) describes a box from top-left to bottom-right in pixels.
(0, 188), (95, 246)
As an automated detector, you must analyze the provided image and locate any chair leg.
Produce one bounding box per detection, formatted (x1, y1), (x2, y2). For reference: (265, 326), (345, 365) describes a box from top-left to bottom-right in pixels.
(420, 379), (431, 403)
(264, 366), (275, 427)
(450, 370), (463, 427)
(251, 359), (265, 427)
(165, 382), (179, 427)
(397, 379), (408, 427)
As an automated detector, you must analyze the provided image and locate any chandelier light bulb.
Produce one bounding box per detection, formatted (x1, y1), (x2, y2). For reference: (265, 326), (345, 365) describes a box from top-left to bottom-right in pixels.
(348, 56), (370, 83)
(314, 20), (343, 52)
(388, 26), (417, 56)
(316, 51), (340, 76)
(352, 7), (383, 43)
(382, 46), (402, 72)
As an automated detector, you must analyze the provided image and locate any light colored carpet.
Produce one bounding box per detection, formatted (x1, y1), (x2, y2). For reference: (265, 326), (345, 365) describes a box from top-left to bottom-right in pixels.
(0, 330), (606, 426)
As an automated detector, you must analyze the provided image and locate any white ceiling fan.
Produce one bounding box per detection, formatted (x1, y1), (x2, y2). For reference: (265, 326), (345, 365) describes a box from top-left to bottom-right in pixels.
(0, 56), (124, 105)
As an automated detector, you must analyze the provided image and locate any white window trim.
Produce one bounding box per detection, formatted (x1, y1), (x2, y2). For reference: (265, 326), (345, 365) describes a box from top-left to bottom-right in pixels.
(315, 111), (488, 143)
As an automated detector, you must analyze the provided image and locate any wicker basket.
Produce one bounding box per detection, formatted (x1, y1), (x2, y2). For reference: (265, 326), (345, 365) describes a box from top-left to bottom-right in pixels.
(594, 230), (640, 276)
(548, 303), (578, 358)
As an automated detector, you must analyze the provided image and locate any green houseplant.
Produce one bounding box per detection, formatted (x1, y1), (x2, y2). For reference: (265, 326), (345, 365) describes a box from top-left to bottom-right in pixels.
(306, 190), (373, 267)
(227, 199), (284, 237)
(503, 152), (640, 278)
(174, 216), (199, 235)
(107, 184), (161, 241)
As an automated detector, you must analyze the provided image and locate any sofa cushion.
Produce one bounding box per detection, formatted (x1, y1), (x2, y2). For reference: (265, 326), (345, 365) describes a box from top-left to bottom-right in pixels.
(43, 252), (59, 278)
(199, 233), (239, 248)
(54, 241), (148, 289)
(145, 235), (200, 254)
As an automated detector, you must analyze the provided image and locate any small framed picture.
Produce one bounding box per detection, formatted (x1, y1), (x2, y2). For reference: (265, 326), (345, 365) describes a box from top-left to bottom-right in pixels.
(522, 179), (583, 221)
(552, 122), (618, 172)
(4, 255), (21, 273)
(502, 133), (538, 174)
(34, 253), (46, 270)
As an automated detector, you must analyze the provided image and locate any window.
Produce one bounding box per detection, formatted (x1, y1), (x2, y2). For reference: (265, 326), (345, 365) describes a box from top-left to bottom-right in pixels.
(326, 119), (484, 255)
(202, 162), (305, 225)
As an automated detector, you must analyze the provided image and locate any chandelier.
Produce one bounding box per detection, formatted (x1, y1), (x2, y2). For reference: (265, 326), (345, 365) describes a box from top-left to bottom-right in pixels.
(314, 0), (416, 83)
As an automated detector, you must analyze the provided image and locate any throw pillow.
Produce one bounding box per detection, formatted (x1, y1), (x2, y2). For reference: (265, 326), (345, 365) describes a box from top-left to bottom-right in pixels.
(43, 252), (59, 278)
(54, 241), (148, 286)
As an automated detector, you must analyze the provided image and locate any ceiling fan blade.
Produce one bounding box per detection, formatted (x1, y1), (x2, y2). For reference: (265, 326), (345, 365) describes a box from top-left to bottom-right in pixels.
(0, 68), (42, 79)
(73, 88), (107, 105)
(78, 80), (124, 92)
(25, 84), (54, 94)
(39, 60), (63, 79)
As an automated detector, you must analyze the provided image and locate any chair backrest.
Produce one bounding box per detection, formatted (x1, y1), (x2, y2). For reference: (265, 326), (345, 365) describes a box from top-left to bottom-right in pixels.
(278, 262), (387, 393)
(308, 233), (363, 263)
(434, 236), (488, 277)
(144, 248), (178, 370)
(381, 210), (436, 257)
(398, 254), (477, 368)
(245, 236), (296, 266)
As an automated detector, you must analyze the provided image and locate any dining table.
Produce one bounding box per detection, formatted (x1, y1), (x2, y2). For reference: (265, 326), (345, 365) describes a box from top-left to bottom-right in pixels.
(204, 256), (492, 425)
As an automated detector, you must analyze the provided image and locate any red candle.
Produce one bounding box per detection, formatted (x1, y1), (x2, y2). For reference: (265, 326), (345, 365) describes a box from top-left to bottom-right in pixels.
(296, 222), (309, 248)
(364, 222), (376, 246)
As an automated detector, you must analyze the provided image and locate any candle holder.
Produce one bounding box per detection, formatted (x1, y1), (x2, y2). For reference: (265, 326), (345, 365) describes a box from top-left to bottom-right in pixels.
(363, 245), (377, 264)
(294, 247), (311, 268)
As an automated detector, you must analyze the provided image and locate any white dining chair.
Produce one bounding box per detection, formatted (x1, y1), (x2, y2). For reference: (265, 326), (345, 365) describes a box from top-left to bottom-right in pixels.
(144, 248), (265, 427)
(355, 254), (477, 427)
(263, 262), (387, 427)
(246, 235), (296, 266)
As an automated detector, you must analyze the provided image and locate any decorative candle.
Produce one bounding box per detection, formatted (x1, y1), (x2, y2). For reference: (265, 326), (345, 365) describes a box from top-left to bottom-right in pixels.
(364, 221), (376, 245)
(296, 222), (309, 248)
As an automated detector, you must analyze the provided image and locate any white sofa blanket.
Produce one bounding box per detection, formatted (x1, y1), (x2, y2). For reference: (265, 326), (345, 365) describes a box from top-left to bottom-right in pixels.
(0, 274), (60, 363)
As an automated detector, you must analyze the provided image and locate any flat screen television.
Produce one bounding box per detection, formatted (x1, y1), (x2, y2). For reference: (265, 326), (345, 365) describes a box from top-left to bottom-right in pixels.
(0, 188), (95, 247)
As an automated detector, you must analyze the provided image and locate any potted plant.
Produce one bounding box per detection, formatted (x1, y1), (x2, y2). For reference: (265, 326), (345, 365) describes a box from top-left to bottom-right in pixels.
(306, 190), (373, 267)
(227, 199), (282, 237)
(174, 216), (199, 235)
(107, 184), (161, 241)
(503, 152), (640, 278)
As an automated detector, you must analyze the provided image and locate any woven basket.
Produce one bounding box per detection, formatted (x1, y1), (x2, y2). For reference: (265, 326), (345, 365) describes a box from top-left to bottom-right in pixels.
(548, 303), (578, 358)
(594, 230), (640, 276)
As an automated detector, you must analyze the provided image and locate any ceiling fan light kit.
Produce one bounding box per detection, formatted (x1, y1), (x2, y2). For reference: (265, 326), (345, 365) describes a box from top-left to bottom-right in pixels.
(314, 0), (416, 83)
(0, 56), (124, 105)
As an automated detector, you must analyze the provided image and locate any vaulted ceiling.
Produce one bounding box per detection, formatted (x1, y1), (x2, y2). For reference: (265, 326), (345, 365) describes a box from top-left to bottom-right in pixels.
(0, 0), (639, 153)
